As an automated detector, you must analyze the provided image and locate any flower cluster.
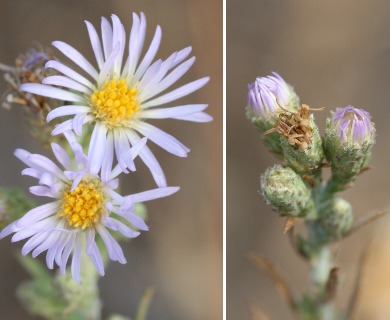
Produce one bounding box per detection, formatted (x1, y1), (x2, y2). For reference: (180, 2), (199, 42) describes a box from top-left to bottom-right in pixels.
(1, 13), (211, 283)
(249, 72), (375, 225)
(248, 73), (377, 317)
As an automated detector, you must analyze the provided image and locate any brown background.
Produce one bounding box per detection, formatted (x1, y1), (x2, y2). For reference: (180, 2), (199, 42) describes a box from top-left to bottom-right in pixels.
(0, 0), (222, 319)
(228, 1), (390, 319)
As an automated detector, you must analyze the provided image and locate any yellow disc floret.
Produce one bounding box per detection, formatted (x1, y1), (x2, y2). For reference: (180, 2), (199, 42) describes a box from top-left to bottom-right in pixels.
(58, 176), (107, 230)
(91, 78), (140, 128)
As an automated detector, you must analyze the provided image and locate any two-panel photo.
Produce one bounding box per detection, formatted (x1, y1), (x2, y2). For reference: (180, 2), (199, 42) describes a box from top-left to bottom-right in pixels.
(0, 0), (388, 319)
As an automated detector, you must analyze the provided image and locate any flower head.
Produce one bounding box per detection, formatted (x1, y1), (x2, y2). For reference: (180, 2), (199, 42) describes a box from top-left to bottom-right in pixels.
(247, 72), (299, 120)
(20, 13), (211, 187)
(331, 105), (373, 145)
(0, 132), (179, 283)
(261, 165), (312, 217)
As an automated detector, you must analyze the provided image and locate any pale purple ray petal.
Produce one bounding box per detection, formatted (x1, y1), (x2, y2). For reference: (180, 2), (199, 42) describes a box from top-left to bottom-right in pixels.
(52, 115), (93, 136)
(114, 129), (134, 172)
(132, 121), (189, 157)
(71, 235), (83, 283)
(32, 231), (59, 258)
(88, 123), (108, 175)
(140, 104), (207, 119)
(54, 234), (69, 268)
(172, 46), (192, 67)
(111, 14), (126, 74)
(109, 136), (147, 179)
(21, 168), (41, 179)
(142, 56), (179, 95)
(126, 130), (167, 187)
(96, 225), (126, 263)
(129, 25), (162, 85)
(27, 154), (66, 179)
(0, 221), (20, 239)
(128, 186), (180, 203)
(101, 131), (114, 184)
(16, 202), (60, 228)
(98, 42), (120, 87)
(51, 143), (72, 170)
(102, 216), (141, 238)
(60, 233), (76, 274)
(172, 111), (213, 122)
(20, 83), (86, 103)
(85, 20), (104, 69)
(47, 106), (90, 122)
(29, 186), (56, 198)
(140, 57), (196, 101)
(137, 59), (163, 92)
(52, 41), (98, 79)
(122, 212), (149, 231)
(46, 232), (63, 269)
(11, 217), (58, 242)
(123, 12), (147, 78)
(86, 229), (104, 276)
(73, 113), (87, 136)
(21, 231), (50, 256)
(38, 172), (56, 187)
(45, 60), (94, 89)
(101, 17), (113, 60)
(106, 189), (124, 205)
(43, 76), (92, 94)
(142, 77), (209, 108)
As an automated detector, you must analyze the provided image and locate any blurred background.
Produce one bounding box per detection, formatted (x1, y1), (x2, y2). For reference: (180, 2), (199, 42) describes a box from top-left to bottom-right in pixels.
(227, 1), (390, 319)
(0, 0), (222, 319)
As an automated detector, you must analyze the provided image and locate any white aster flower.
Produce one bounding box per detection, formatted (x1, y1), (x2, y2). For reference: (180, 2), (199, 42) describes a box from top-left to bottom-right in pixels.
(20, 12), (212, 187)
(0, 132), (179, 283)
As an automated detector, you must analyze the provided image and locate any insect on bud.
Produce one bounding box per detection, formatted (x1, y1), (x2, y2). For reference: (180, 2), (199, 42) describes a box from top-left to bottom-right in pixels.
(246, 72), (300, 156)
(260, 165), (313, 217)
(324, 106), (375, 187)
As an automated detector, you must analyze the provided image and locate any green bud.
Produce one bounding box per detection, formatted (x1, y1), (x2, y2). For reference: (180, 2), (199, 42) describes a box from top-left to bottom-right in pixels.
(324, 106), (375, 189)
(261, 165), (312, 217)
(309, 198), (353, 243)
(281, 114), (324, 175)
(17, 253), (101, 320)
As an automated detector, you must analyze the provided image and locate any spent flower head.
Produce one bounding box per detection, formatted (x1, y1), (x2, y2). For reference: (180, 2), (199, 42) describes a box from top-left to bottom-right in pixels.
(0, 132), (179, 283)
(331, 105), (373, 145)
(0, 47), (66, 148)
(20, 13), (212, 187)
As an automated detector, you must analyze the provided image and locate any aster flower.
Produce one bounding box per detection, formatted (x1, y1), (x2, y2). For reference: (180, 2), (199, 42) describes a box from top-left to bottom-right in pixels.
(246, 72), (299, 121)
(20, 13), (212, 187)
(0, 132), (179, 283)
(330, 105), (373, 145)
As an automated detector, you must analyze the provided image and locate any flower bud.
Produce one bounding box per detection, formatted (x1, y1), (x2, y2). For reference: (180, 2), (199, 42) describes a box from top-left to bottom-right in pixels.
(246, 72), (300, 156)
(261, 165), (312, 217)
(309, 198), (353, 242)
(324, 106), (375, 187)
